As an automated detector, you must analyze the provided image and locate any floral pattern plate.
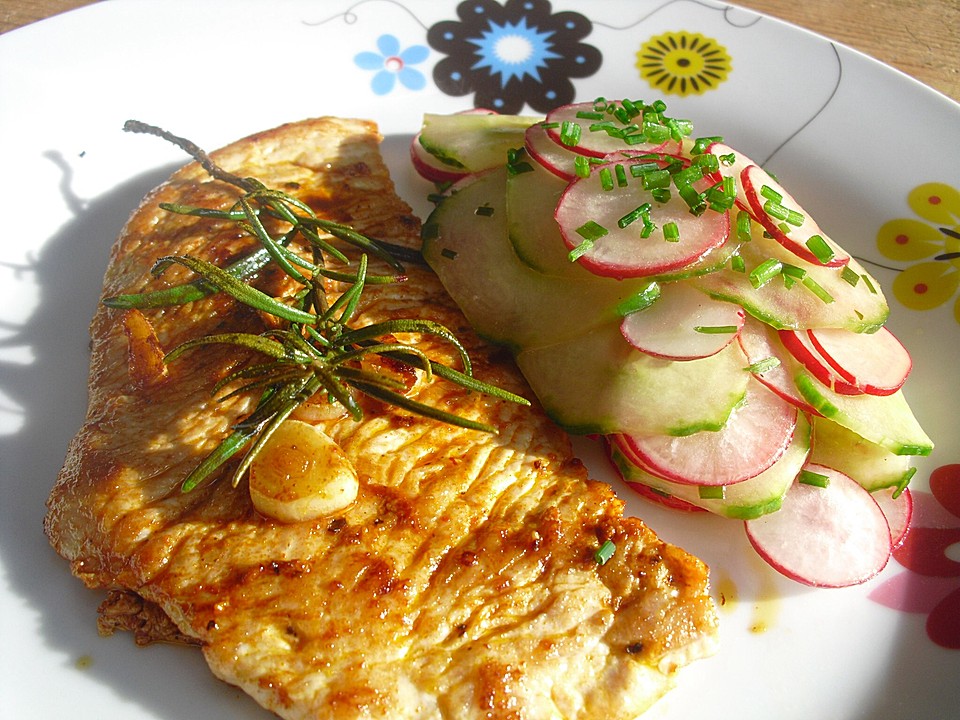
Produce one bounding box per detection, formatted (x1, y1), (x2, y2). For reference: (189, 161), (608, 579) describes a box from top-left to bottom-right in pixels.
(1, 1), (958, 718)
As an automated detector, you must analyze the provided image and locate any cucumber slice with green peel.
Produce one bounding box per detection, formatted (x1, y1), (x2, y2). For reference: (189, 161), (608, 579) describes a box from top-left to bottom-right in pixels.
(515, 321), (751, 437)
(418, 113), (540, 172)
(795, 370), (933, 456)
(691, 231), (889, 331)
(810, 415), (918, 492)
(608, 412), (811, 519)
(423, 168), (654, 350)
(506, 155), (588, 278)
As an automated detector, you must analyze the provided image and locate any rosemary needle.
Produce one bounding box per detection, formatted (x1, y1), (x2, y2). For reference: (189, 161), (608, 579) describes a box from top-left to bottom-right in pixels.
(113, 121), (529, 493)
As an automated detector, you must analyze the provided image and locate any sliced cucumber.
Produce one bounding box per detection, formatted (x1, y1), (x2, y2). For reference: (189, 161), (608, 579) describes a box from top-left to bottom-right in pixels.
(418, 113), (539, 172)
(691, 231), (889, 332)
(422, 168), (651, 350)
(515, 322), (750, 437)
(810, 415), (917, 492)
(795, 370), (933, 456)
(505, 154), (586, 278)
(610, 413), (811, 519)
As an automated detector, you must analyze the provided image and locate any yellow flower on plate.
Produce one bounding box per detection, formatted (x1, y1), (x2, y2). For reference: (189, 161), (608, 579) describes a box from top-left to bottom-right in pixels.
(636, 31), (732, 96)
(877, 182), (960, 323)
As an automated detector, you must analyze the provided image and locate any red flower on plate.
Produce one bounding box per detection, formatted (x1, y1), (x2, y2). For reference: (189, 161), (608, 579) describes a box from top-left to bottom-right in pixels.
(869, 464), (960, 649)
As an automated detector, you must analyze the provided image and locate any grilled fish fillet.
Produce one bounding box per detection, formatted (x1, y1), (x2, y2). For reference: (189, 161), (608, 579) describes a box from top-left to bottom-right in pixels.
(45, 117), (718, 719)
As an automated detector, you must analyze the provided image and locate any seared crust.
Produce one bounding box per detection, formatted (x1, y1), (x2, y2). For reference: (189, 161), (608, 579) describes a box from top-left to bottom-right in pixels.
(46, 117), (717, 719)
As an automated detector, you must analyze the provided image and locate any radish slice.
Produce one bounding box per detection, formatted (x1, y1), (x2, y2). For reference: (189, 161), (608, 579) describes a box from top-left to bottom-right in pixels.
(807, 326), (912, 396)
(544, 101), (677, 158)
(741, 164), (850, 267)
(555, 158), (730, 279)
(704, 141), (755, 211)
(872, 486), (913, 549)
(738, 319), (820, 415)
(410, 133), (470, 183)
(778, 329), (862, 395)
(629, 480), (707, 512)
(745, 463), (892, 587)
(620, 282), (745, 360)
(621, 381), (798, 486)
(524, 122), (581, 181)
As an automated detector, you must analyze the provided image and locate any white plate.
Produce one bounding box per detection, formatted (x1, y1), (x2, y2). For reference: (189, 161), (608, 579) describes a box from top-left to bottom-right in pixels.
(2, 1), (958, 718)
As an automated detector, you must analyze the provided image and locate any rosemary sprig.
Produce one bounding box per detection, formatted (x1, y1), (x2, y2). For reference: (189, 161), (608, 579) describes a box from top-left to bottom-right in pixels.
(112, 121), (529, 493)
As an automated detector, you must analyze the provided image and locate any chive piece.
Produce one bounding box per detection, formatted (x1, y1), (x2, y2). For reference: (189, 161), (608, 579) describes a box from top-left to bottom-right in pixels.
(474, 205), (494, 217)
(691, 135), (723, 154)
(799, 469), (830, 488)
(730, 253), (746, 273)
(576, 110), (605, 121)
(781, 263), (807, 280)
(618, 203), (652, 229)
(663, 221), (680, 242)
(621, 98), (641, 117)
(719, 152), (736, 166)
(641, 168), (671, 190)
(576, 220), (609, 242)
(440, 248), (458, 260)
(599, 166), (614, 191)
(594, 539), (616, 565)
(560, 120), (582, 147)
(862, 274), (878, 294)
(540, 121), (560, 129)
(746, 356), (781, 374)
(749, 258), (783, 289)
(616, 282), (661, 316)
(614, 163), (628, 188)
(699, 485), (725, 500)
(422, 222), (440, 241)
(764, 200), (789, 222)
(805, 234), (836, 264)
(760, 184), (783, 203)
(694, 325), (738, 334)
(841, 265), (861, 287)
(802, 276), (835, 303)
(893, 466), (918, 499)
(651, 188), (672, 203)
(574, 155), (591, 178)
(736, 211), (752, 242)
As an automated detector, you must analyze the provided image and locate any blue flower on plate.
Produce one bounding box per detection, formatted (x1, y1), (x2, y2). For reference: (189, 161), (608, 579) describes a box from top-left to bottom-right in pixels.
(354, 34), (429, 95)
(428, 0), (601, 113)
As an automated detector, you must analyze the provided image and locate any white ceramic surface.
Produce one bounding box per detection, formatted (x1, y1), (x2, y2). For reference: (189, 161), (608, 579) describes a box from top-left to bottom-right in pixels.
(2, 1), (958, 718)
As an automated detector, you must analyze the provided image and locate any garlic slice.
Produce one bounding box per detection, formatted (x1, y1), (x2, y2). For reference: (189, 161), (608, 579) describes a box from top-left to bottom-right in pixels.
(249, 420), (358, 522)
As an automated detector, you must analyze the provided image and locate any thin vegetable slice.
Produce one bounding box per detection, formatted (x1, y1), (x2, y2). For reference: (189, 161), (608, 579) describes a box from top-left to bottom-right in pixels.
(620, 380), (798, 486)
(807, 326), (912, 396)
(741, 164), (851, 268)
(745, 463), (892, 587)
(555, 159), (730, 279)
(620, 281), (745, 360)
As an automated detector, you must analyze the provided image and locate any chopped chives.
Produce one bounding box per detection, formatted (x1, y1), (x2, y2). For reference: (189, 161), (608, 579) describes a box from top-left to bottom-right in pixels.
(784, 207), (805, 226)
(862, 274), (878, 294)
(731, 253), (746, 273)
(474, 205), (494, 216)
(641, 168), (671, 190)
(781, 263), (807, 280)
(749, 258), (783, 289)
(621, 98), (642, 117)
(745, 356), (781, 374)
(540, 121), (560, 129)
(640, 217), (657, 238)
(893, 467), (918, 499)
(719, 152), (736, 166)
(699, 485), (725, 500)
(651, 187), (672, 203)
(576, 220), (609, 241)
(440, 247), (458, 260)
(764, 200), (789, 222)
(574, 155), (591, 178)
(841, 265), (861, 287)
(805, 234), (836, 263)
(568, 239), (594, 262)
(613, 106), (631, 124)
(673, 165), (704, 188)
(615, 163), (628, 187)
(616, 282), (661, 315)
(506, 160), (533, 176)
(736, 211), (752, 242)
(618, 203), (652, 229)
(802, 275), (835, 303)
(693, 153), (720, 173)
(799, 469), (830, 488)
(694, 325), (738, 334)
(599, 166), (614, 191)
(422, 222), (440, 240)
(576, 110), (605, 121)
(691, 136), (723, 154)
(592, 96), (607, 111)
(595, 539), (616, 565)
(663, 221), (680, 242)
(760, 184), (783, 203)
(643, 122), (669, 143)
(560, 120), (582, 147)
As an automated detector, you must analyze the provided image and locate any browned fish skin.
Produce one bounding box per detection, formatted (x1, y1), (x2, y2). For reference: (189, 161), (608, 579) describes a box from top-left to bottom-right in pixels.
(45, 117), (718, 719)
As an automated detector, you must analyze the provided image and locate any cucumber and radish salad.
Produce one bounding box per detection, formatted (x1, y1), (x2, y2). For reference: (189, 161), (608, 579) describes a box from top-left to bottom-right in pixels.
(412, 98), (933, 588)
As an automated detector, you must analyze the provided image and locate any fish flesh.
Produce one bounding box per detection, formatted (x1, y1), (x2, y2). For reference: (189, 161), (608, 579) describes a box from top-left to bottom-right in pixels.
(45, 117), (718, 719)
